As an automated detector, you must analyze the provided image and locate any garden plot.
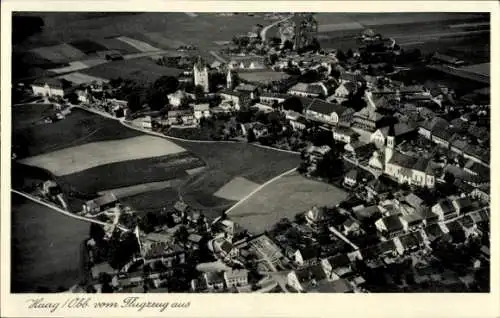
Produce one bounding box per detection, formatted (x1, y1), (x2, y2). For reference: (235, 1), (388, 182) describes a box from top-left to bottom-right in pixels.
(19, 135), (186, 176)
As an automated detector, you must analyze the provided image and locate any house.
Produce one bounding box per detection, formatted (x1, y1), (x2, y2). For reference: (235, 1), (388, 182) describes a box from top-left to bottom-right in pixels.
(424, 222), (449, 242)
(334, 81), (357, 99)
(339, 71), (366, 86)
(401, 211), (426, 230)
(375, 215), (407, 238)
(398, 231), (427, 254)
(31, 78), (70, 97)
(451, 197), (474, 215)
(365, 178), (392, 202)
(141, 116), (153, 130)
(166, 110), (195, 126)
(342, 218), (361, 236)
(398, 193), (426, 216)
(235, 83), (259, 99)
(370, 123), (415, 148)
(288, 82), (328, 98)
(304, 206), (327, 225)
(343, 169), (358, 188)
(418, 117), (450, 140)
(259, 93), (288, 106)
(223, 269), (249, 288)
(83, 193), (118, 215)
(286, 263), (329, 292)
(304, 99), (354, 126)
(203, 271), (225, 290)
(215, 239), (239, 261)
(294, 246), (321, 267)
(228, 57), (266, 70)
(333, 127), (359, 144)
(286, 111), (308, 131)
(431, 199), (458, 221)
(167, 90), (187, 107)
(193, 104), (211, 121)
(219, 89), (249, 110)
(353, 205), (382, 221)
(308, 278), (354, 293)
(470, 184), (490, 203)
(321, 253), (353, 278)
(42, 180), (61, 197)
(352, 107), (392, 132)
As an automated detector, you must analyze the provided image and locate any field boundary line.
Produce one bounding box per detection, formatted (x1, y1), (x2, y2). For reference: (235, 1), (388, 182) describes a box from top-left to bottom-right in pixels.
(11, 189), (129, 232)
(222, 167), (298, 218)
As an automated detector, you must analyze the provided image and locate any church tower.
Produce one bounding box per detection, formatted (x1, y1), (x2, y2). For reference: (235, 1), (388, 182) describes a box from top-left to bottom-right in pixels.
(385, 123), (395, 165)
(226, 68), (233, 90)
(193, 56), (209, 93)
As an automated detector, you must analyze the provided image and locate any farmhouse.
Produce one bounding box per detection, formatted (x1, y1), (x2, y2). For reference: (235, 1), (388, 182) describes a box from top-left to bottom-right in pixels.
(168, 90), (188, 107)
(352, 107), (392, 132)
(166, 110), (195, 126)
(31, 78), (71, 97)
(223, 269), (249, 288)
(431, 199), (458, 221)
(304, 99), (354, 126)
(334, 81), (357, 99)
(83, 192), (118, 215)
(288, 82), (328, 98)
(259, 93), (289, 106)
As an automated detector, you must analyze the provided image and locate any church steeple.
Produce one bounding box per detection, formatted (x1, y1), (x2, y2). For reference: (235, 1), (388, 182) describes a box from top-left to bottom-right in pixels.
(385, 123), (395, 165)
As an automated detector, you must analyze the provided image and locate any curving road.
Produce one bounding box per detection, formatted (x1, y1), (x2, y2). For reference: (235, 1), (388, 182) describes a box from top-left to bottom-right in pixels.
(260, 14), (293, 42)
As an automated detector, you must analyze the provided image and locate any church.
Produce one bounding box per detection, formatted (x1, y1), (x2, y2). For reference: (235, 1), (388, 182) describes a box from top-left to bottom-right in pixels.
(368, 124), (436, 188)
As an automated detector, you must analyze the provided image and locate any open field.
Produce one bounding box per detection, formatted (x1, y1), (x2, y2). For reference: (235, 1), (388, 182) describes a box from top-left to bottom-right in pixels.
(13, 108), (142, 158)
(116, 36), (161, 52)
(19, 135), (187, 176)
(57, 72), (109, 85)
(30, 43), (87, 63)
(98, 180), (183, 199)
(119, 187), (187, 216)
(82, 58), (183, 84)
(69, 39), (108, 54)
(95, 38), (141, 54)
(228, 172), (348, 234)
(11, 193), (89, 292)
(173, 142), (301, 218)
(12, 103), (56, 131)
(14, 12), (270, 54)
(214, 177), (260, 201)
(59, 153), (204, 194)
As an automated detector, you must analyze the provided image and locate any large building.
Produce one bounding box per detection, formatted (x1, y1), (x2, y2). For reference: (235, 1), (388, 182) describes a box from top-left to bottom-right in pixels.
(31, 78), (70, 97)
(193, 56), (209, 93)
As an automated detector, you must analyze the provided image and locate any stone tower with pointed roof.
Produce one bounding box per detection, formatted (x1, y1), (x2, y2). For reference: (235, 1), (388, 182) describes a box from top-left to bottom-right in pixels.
(193, 56), (209, 93)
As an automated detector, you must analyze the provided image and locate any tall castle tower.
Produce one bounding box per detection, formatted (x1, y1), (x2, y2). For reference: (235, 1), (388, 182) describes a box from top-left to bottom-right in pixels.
(385, 123), (395, 166)
(193, 56), (209, 93)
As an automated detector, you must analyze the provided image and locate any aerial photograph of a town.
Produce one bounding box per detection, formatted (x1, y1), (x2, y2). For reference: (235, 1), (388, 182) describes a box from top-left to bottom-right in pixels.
(10, 11), (490, 294)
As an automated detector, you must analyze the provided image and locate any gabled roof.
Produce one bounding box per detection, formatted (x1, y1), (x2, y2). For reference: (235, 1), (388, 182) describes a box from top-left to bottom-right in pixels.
(327, 254), (351, 269)
(298, 246), (321, 261)
(378, 123), (415, 138)
(418, 117), (449, 132)
(307, 99), (349, 116)
(381, 215), (404, 233)
(354, 205), (381, 220)
(32, 77), (67, 89)
(340, 71), (366, 83)
(403, 193), (424, 209)
(309, 278), (353, 293)
(435, 199), (455, 215)
(425, 223), (448, 241)
(453, 197), (473, 212)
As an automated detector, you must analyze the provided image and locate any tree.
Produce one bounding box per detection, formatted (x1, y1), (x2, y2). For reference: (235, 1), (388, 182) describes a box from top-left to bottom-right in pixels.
(336, 49), (346, 61)
(89, 223), (105, 244)
(147, 76), (179, 110)
(347, 49), (354, 59)
(283, 40), (294, 51)
(194, 85), (205, 100)
(282, 96), (303, 113)
(247, 128), (256, 143)
(174, 226), (189, 246)
(268, 53), (279, 65)
(444, 172), (456, 185)
(126, 91), (142, 113)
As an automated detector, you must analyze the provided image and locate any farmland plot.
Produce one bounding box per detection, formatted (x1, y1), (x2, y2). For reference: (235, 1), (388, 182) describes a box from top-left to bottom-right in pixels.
(30, 43), (87, 63)
(116, 36), (161, 52)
